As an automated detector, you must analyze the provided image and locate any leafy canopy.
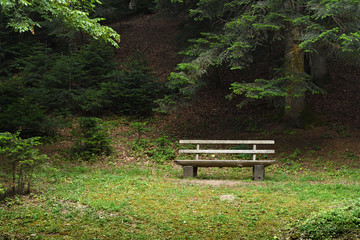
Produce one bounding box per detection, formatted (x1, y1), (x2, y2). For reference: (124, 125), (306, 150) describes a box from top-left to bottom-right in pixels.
(0, 0), (120, 46)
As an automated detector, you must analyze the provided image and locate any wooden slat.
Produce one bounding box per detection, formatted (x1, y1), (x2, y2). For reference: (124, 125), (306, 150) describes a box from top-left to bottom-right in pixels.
(179, 140), (275, 144)
(179, 149), (275, 154)
(174, 160), (276, 167)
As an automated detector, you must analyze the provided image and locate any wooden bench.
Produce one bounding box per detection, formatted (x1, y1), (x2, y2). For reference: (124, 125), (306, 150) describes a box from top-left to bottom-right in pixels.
(174, 140), (275, 181)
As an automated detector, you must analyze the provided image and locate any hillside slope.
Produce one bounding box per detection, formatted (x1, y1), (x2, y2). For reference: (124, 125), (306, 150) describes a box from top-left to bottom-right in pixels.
(111, 14), (182, 82)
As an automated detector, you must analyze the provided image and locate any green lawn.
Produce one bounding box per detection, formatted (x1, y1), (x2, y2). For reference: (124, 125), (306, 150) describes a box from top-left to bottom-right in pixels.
(1, 160), (359, 239)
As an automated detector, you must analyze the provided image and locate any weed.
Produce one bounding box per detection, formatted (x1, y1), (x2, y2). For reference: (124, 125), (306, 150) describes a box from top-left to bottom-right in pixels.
(327, 150), (336, 157)
(283, 128), (297, 135)
(342, 151), (359, 161)
(277, 152), (289, 163)
(307, 150), (315, 157)
(131, 136), (176, 164)
(131, 121), (150, 142)
(238, 117), (263, 133)
(333, 124), (351, 137)
(322, 133), (332, 139)
(311, 145), (321, 150)
(289, 148), (302, 160)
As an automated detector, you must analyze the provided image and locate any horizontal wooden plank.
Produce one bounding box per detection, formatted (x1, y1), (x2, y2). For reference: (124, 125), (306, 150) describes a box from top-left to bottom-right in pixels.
(174, 160), (276, 167)
(179, 140), (275, 144)
(179, 149), (275, 154)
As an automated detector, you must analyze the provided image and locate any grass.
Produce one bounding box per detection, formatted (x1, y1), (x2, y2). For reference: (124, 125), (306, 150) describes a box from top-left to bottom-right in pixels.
(1, 157), (360, 240)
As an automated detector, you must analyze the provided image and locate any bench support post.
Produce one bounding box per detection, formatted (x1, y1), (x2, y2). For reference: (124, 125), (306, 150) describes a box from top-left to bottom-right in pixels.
(253, 165), (264, 181)
(183, 166), (198, 178)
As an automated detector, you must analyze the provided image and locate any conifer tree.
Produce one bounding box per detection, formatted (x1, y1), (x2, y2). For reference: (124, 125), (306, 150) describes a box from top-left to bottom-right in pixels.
(164, 0), (360, 125)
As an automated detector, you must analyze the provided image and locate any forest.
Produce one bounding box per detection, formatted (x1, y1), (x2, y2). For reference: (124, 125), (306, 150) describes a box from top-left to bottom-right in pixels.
(1, 0), (360, 239)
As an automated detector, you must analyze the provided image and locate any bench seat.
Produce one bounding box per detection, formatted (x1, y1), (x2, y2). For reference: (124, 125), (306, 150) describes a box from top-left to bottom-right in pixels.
(174, 160), (276, 167)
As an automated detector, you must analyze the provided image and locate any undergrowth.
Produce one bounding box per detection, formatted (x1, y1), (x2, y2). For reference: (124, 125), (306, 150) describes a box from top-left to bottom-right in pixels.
(289, 199), (360, 240)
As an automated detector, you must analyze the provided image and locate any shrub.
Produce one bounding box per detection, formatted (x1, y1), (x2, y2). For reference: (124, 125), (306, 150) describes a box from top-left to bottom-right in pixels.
(131, 135), (176, 164)
(290, 199), (360, 239)
(2, 38), (162, 119)
(97, 54), (163, 116)
(0, 132), (47, 200)
(0, 76), (56, 137)
(147, 136), (176, 164)
(71, 117), (112, 160)
(0, 97), (52, 137)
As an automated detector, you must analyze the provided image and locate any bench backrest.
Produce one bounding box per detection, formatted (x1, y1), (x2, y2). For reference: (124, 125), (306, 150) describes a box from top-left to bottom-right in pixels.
(179, 140), (275, 161)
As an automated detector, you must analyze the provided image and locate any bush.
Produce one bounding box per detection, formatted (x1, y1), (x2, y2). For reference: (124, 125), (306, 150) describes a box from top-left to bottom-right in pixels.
(289, 199), (360, 239)
(0, 76), (56, 137)
(0, 97), (53, 136)
(76, 53), (163, 116)
(13, 41), (162, 116)
(0, 132), (47, 200)
(71, 117), (113, 160)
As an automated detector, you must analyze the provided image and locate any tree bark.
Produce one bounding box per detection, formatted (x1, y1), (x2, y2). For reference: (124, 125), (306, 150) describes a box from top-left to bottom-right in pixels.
(310, 50), (329, 84)
(284, 1), (305, 127)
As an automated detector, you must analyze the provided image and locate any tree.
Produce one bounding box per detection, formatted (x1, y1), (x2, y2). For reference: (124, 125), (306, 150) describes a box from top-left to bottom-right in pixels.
(0, 0), (120, 47)
(0, 132), (47, 198)
(163, 0), (360, 125)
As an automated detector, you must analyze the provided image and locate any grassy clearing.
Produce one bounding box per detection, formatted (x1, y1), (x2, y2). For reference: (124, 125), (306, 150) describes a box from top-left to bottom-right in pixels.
(1, 158), (359, 240)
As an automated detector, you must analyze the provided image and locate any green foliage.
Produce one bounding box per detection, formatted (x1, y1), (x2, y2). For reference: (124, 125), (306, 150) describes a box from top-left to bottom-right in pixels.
(14, 40), (116, 114)
(131, 121), (150, 142)
(0, 132), (47, 199)
(229, 74), (325, 105)
(0, 0), (120, 47)
(71, 117), (112, 160)
(131, 135), (176, 164)
(0, 38), (161, 134)
(289, 148), (302, 160)
(160, 0), (360, 110)
(0, 97), (51, 136)
(290, 199), (360, 240)
(0, 75), (56, 136)
(98, 54), (163, 115)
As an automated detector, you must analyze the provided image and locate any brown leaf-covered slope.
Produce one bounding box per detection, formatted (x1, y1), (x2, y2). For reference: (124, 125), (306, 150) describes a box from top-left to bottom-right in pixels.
(110, 14), (182, 82)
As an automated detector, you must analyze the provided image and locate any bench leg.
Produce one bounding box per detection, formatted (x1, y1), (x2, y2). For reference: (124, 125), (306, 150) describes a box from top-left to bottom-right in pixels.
(183, 166), (198, 178)
(253, 165), (265, 181)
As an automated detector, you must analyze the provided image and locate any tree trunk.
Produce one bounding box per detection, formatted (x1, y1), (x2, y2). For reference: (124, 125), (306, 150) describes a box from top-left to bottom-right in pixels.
(310, 50), (329, 84)
(284, 1), (305, 127)
(284, 28), (305, 127)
